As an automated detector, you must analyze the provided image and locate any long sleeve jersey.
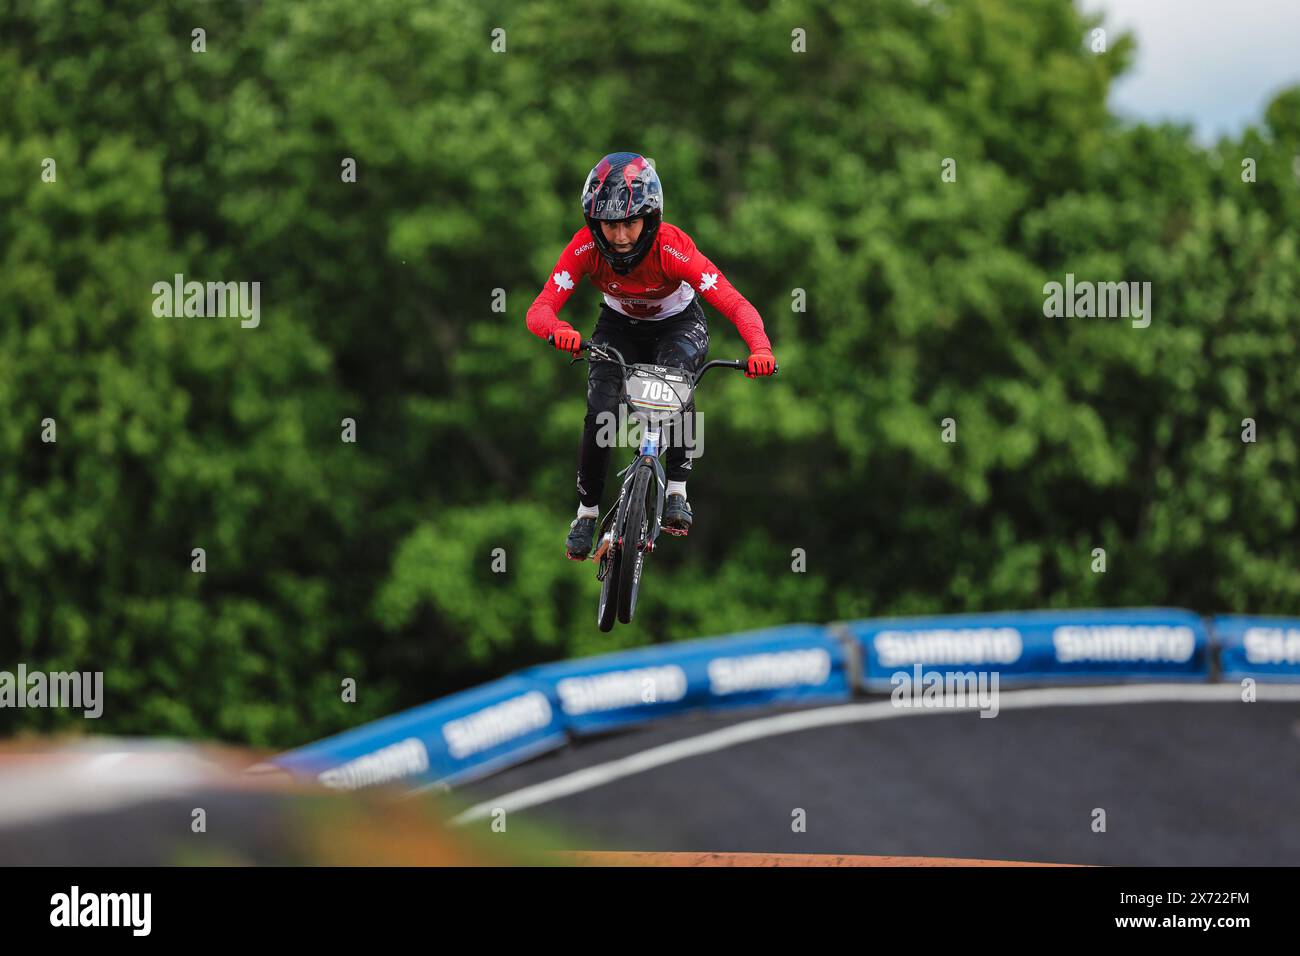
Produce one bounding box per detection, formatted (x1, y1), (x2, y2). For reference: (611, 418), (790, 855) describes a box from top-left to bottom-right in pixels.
(526, 221), (772, 353)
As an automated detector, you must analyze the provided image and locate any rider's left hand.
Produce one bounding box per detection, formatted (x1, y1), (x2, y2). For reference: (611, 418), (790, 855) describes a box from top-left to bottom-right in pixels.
(746, 348), (776, 378)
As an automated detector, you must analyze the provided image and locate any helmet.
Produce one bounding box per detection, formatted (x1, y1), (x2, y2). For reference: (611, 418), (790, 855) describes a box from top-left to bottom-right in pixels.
(580, 152), (663, 274)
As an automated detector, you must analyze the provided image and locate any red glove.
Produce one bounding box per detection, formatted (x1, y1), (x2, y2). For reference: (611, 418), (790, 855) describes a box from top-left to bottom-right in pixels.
(746, 348), (776, 378)
(551, 325), (582, 355)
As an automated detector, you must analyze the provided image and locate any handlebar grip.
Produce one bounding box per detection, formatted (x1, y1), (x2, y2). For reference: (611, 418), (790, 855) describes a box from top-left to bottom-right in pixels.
(547, 331), (589, 353)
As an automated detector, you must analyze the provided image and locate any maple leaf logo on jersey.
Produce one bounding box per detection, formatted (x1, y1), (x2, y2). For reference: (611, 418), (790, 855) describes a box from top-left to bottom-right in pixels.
(698, 272), (719, 292)
(552, 270), (575, 291)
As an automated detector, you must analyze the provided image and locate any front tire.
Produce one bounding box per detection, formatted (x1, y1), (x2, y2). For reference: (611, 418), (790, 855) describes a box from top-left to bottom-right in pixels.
(617, 465), (653, 624)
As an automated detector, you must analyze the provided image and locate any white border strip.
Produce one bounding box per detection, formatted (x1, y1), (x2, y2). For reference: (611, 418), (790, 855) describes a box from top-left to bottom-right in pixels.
(450, 682), (1300, 825)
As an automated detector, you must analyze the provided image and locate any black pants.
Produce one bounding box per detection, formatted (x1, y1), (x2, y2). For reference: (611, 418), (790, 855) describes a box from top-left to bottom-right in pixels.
(577, 298), (710, 508)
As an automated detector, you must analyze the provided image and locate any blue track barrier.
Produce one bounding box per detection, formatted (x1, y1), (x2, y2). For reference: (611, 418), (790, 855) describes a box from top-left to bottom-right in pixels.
(273, 606), (1300, 792)
(273, 674), (566, 791)
(1212, 615), (1300, 682)
(840, 608), (1210, 690)
(517, 623), (851, 735)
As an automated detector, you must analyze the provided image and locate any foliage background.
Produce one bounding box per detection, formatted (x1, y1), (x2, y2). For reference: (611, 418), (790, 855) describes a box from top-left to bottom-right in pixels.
(2, 0), (1297, 745)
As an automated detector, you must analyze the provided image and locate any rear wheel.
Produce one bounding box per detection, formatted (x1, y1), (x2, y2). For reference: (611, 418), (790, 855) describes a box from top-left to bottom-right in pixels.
(597, 529), (621, 632)
(617, 464), (654, 623)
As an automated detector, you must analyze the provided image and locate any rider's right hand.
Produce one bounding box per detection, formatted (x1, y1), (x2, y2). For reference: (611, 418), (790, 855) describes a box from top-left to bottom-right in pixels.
(745, 347), (776, 378)
(551, 325), (582, 355)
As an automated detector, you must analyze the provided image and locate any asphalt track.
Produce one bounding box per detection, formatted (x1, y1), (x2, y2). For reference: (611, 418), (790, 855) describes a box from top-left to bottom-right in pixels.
(452, 685), (1300, 865)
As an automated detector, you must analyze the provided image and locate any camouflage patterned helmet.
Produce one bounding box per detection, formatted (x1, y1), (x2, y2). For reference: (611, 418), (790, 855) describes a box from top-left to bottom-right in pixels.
(580, 152), (663, 273)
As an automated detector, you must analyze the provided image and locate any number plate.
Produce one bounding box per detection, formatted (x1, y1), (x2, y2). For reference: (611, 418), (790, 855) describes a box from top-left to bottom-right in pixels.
(625, 365), (693, 414)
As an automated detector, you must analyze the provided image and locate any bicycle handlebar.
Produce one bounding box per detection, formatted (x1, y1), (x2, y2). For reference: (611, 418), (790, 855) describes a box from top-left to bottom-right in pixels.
(547, 335), (779, 382)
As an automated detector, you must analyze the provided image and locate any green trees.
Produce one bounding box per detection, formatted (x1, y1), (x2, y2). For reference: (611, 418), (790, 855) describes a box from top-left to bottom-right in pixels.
(2, 0), (1297, 745)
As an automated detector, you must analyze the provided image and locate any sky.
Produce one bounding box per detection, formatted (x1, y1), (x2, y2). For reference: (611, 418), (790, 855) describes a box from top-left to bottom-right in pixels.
(1082, 0), (1300, 142)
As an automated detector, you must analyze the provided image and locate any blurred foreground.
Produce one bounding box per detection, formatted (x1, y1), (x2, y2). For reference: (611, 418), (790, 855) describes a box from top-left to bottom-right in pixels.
(0, 738), (567, 865)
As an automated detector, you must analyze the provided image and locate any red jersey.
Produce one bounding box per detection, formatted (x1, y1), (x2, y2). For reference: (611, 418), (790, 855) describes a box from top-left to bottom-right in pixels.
(526, 222), (772, 353)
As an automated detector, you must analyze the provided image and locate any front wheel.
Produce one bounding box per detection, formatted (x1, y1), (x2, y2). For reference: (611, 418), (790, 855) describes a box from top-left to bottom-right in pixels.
(617, 464), (654, 624)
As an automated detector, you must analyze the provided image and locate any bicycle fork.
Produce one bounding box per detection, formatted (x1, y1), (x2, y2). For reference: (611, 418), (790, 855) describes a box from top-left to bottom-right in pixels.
(597, 428), (667, 563)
